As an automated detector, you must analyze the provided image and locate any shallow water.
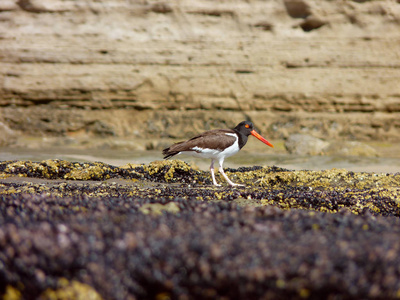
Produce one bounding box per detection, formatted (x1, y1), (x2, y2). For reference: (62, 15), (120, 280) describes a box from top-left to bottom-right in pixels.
(0, 147), (399, 174)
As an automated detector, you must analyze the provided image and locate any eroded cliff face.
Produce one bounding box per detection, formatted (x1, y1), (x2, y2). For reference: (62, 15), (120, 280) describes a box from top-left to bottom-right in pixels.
(1, 0), (400, 149)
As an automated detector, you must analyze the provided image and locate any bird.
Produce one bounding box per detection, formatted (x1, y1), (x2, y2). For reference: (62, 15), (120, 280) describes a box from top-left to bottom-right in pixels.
(162, 121), (273, 186)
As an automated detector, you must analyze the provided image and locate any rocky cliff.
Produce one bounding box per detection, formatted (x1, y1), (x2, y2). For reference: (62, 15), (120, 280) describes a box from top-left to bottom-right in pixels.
(1, 0), (400, 149)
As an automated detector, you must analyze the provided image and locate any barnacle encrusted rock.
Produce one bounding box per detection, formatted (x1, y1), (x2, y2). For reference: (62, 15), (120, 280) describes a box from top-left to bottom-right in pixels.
(140, 160), (206, 184)
(0, 160), (399, 216)
(1, 194), (400, 299)
(0, 159), (400, 299)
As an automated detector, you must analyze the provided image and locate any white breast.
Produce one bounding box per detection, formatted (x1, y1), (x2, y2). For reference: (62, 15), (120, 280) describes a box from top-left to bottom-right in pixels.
(218, 133), (240, 158)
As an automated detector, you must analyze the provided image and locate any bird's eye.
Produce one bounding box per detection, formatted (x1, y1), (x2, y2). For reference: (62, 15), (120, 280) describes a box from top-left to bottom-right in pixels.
(245, 124), (250, 128)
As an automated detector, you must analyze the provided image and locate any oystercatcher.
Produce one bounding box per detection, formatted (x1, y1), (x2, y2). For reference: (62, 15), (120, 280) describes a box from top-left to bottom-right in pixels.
(162, 121), (273, 186)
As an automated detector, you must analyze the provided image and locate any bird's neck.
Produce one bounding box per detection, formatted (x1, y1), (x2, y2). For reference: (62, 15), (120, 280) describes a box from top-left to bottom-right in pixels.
(233, 129), (249, 150)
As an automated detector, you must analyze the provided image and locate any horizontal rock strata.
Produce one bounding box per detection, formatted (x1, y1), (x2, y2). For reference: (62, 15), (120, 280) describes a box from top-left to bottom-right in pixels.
(1, 0), (400, 147)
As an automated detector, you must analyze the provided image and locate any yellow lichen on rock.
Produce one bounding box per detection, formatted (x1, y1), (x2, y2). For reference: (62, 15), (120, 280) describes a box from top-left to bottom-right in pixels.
(4, 161), (29, 177)
(40, 159), (62, 176)
(143, 160), (195, 182)
(0, 159), (399, 217)
(256, 171), (300, 188)
(144, 160), (171, 176)
(253, 167), (400, 191)
(40, 278), (102, 300)
(3, 285), (22, 300)
(120, 163), (141, 169)
(139, 202), (180, 216)
(65, 164), (106, 180)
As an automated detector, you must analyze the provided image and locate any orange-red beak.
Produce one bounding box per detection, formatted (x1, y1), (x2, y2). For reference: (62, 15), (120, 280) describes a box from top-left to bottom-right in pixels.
(250, 130), (274, 148)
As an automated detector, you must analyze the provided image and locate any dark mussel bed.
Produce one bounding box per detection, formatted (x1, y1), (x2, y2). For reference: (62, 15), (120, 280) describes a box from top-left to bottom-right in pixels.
(1, 159), (400, 299)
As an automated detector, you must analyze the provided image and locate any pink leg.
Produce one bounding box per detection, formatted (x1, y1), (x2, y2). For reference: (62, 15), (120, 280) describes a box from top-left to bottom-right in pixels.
(210, 159), (221, 186)
(218, 159), (244, 187)
(218, 167), (244, 186)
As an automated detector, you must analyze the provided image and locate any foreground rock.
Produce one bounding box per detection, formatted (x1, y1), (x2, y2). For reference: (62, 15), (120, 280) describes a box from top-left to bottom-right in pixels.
(0, 159), (400, 299)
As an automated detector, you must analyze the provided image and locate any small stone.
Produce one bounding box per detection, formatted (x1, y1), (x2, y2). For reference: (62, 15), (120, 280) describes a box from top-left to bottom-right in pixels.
(285, 134), (329, 155)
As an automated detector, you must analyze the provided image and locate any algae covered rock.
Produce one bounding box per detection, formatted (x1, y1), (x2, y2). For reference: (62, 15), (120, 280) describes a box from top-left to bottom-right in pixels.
(1, 159), (400, 299)
(139, 160), (209, 184)
(0, 159), (399, 217)
(0, 159), (142, 181)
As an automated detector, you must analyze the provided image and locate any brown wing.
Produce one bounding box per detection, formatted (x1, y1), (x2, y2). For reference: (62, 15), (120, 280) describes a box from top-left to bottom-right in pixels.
(163, 129), (236, 159)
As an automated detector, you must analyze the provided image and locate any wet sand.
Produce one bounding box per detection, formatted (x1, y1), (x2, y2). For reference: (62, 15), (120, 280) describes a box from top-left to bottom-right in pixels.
(1, 145), (400, 173)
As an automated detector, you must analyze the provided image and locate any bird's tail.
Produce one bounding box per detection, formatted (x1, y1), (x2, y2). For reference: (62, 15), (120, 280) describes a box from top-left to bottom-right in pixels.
(163, 140), (187, 159)
(162, 147), (179, 159)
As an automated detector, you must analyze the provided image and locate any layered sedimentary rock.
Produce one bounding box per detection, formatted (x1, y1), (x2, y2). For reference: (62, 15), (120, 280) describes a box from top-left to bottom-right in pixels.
(1, 0), (400, 148)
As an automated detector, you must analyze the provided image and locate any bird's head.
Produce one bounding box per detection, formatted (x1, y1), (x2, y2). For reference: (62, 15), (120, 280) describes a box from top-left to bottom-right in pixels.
(235, 121), (274, 148)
